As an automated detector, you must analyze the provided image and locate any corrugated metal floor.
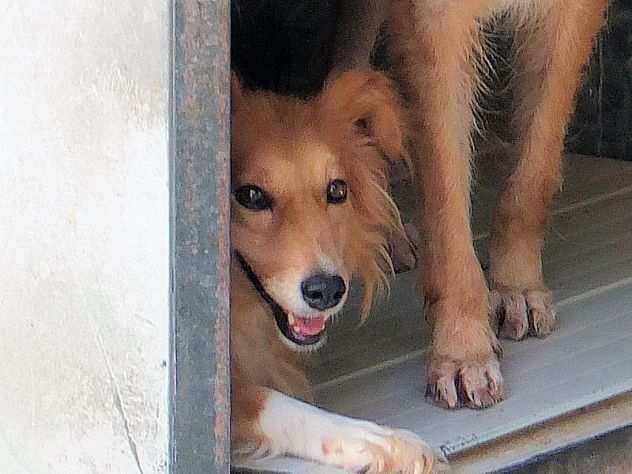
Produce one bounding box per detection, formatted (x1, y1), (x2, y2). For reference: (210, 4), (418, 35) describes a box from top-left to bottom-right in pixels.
(238, 154), (632, 473)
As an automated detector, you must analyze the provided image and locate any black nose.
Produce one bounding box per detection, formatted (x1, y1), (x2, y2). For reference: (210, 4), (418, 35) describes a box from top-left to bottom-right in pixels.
(301, 273), (346, 310)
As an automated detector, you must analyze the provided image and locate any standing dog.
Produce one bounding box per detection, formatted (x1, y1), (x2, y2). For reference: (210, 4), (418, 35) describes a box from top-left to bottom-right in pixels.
(230, 70), (446, 473)
(335, 0), (608, 409)
(230, 3), (607, 469)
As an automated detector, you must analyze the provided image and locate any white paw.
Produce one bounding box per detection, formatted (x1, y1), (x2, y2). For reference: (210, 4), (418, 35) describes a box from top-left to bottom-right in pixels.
(320, 420), (448, 474)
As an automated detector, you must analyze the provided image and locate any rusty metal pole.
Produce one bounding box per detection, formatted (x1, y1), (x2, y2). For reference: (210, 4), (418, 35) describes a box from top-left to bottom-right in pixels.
(170, 0), (230, 473)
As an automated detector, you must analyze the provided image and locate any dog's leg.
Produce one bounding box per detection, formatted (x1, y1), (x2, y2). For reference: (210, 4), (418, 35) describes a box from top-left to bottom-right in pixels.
(489, 1), (607, 340)
(332, 0), (387, 72)
(232, 386), (445, 473)
(388, 1), (503, 409)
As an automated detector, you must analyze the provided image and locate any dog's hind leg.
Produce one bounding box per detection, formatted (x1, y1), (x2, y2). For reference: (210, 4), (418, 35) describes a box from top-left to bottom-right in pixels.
(332, 0), (387, 73)
(489, 1), (607, 341)
(388, 0), (504, 409)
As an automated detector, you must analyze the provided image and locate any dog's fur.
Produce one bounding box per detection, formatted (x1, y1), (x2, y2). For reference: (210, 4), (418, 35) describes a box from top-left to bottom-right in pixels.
(230, 70), (445, 473)
(229, 0), (607, 468)
(334, 0), (607, 409)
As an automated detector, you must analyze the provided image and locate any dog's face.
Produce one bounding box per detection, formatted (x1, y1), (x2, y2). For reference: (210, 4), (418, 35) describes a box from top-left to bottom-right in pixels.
(231, 70), (406, 351)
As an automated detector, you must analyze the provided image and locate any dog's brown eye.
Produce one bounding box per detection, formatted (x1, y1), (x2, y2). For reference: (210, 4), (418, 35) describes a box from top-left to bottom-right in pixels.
(235, 185), (272, 211)
(327, 179), (347, 204)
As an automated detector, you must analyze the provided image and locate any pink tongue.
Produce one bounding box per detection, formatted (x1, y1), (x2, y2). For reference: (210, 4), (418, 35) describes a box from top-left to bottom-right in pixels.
(293, 315), (325, 336)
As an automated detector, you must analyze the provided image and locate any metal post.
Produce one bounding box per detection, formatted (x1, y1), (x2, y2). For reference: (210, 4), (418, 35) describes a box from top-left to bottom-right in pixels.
(170, 0), (230, 473)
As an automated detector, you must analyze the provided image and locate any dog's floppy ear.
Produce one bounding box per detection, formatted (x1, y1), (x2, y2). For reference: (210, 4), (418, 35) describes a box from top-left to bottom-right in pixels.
(319, 70), (405, 160)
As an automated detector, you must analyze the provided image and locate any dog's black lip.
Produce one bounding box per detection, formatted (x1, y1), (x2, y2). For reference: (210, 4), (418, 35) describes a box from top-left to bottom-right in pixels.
(235, 251), (325, 346)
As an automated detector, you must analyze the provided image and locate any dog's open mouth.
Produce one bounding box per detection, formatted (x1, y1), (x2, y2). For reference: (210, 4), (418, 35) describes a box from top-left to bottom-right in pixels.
(278, 312), (327, 346)
(267, 297), (329, 347)
(236, 251), (328, 347)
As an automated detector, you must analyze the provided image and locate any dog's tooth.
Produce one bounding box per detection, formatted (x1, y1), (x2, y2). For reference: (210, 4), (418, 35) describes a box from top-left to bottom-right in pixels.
(288, 313), (295, 325)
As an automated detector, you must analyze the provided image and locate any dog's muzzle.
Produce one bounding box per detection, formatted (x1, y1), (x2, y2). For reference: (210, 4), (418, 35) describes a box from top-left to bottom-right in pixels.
(236, 251), (329, 347)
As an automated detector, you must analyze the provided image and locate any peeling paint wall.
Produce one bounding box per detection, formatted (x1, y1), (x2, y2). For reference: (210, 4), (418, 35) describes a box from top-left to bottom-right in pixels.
(0, 2), (169, 473)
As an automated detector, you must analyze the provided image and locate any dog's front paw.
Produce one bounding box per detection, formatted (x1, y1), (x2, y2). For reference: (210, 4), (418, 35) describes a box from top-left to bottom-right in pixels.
(489, 287), (557, 340)
(321, 421), (447, 473)
(390, 223), (420, 274)
(426, 317), (504, 409)
(380, 430), (449, 474)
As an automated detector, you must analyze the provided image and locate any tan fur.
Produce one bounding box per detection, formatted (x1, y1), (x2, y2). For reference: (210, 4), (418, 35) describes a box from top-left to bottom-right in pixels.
(332, 0), (606, 409)
(230, 71), (444, 472)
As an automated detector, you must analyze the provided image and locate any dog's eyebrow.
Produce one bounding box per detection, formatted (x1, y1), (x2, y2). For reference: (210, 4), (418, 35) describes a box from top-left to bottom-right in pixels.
(235, 163), (274, 188)
(322, 164), (331, 187)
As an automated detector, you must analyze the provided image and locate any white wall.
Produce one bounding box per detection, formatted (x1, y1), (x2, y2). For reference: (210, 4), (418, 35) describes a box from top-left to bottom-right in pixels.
(0, 2), (169, 473)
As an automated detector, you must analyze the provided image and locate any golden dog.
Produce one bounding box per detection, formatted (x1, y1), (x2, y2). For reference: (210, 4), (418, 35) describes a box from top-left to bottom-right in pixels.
(335, 0), (607, 409)
(230, 70), (447, 473)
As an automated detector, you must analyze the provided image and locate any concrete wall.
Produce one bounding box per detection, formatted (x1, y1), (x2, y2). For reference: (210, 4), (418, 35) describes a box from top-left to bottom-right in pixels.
(1, 2), (170, 473)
